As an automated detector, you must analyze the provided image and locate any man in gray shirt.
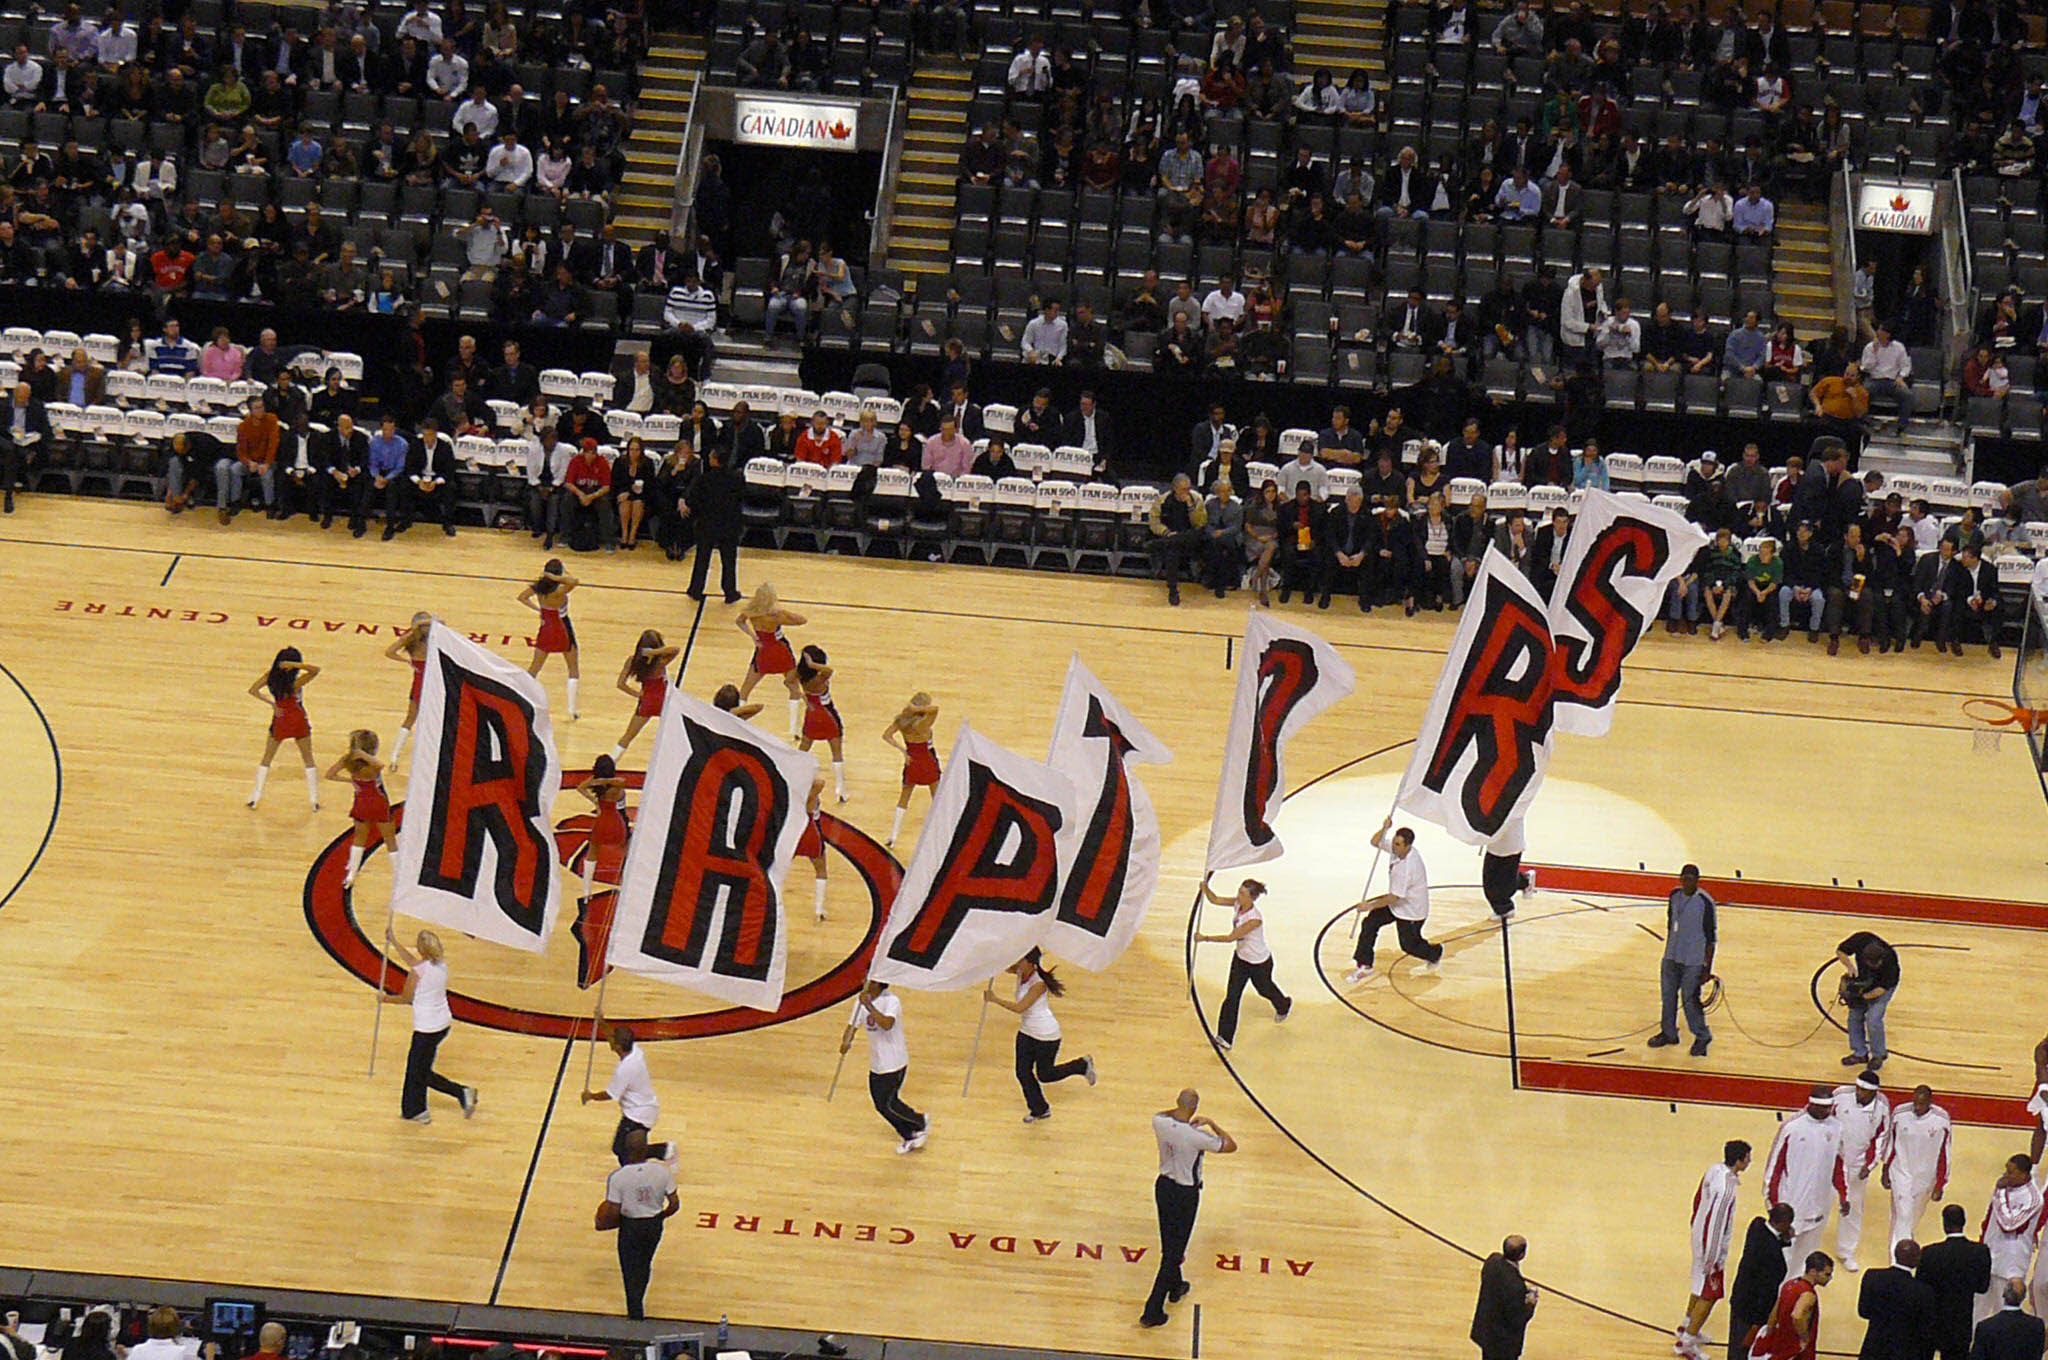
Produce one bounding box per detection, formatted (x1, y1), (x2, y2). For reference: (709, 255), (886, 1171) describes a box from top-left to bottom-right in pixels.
(1202, 478), (1246, 598)
(1649, 863), (1716, 1056)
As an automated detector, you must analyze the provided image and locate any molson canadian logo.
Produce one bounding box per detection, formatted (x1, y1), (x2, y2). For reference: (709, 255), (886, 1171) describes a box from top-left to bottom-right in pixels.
(734, 97), (860, 151)
(1855, 182), (1934, 234)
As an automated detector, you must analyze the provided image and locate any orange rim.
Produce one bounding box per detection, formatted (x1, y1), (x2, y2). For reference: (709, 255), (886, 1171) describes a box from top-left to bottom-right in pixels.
(1963, 698), (2048, 733)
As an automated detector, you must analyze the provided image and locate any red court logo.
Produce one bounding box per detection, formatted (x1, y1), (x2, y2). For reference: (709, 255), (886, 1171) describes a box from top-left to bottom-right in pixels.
(302, 768), (898, 1040)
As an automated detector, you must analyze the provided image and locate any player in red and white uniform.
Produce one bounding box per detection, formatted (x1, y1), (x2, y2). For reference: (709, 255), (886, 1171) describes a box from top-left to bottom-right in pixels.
(1981, 1153), (2048, 1325)
(795, 645), (847, 802)
(1747, 1255), (1835, 1360)
(795, 771), (827, 921)
(518, 559), (581, 718)
(608, 630), (680, 763)
(1884, 1084), (1951, 1250)
(383, 612), (433, 766)
(733, 583), (806, 738)
(1764, 1087), (1849, 1269)
(880, 692), (940, 848)
(1675, 1139), (1750, 1359)
(246, 647), (322, 810)
(1831, 1072), (1894, 1272)
(326, 728), (397, 889)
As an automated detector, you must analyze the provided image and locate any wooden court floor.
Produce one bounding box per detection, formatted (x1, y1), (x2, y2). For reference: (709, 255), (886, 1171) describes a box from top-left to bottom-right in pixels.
(1, 498), (2044, 1360)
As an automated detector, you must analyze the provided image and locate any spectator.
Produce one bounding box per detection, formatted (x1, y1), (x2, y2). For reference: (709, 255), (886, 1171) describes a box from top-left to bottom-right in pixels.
(1781, 520), (1829, 640)
(1558, 267), (1608, 371)
(1857, 326), (1916, 429)
(921, 415), (973, 477)
(1068, 303), (1107, 368)
(1595, 297), (1641, 367)
(1200, 478), (1246, 598)
(1149, 474), (1208, 606)
(794, 412), (843, 468)
(1723, 310), (1768, 378)
(147, 318), (200, 375)
(1493, 1), (1545, 54)
(1732, 183), (1775, 238)
(1022, 300), (1068, 364)
(1765, 322), (1805, 380)
(1684, 181), (1735, 239)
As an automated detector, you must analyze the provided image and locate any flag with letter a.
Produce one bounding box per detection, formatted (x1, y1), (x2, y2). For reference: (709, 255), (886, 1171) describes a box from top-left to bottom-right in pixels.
(869, 725), (1076, 990)
(389, 621), (564, 952)
(1395, 547), (1557, 851)
(1545, 489), (1709, 737)
(1043, 657), (1173, 970)
(603, 691), (818, 1012)
(1206, 611), (1357, 872)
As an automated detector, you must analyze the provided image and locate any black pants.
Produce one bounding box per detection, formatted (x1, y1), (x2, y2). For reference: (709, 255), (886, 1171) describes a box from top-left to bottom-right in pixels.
(401, 1027), (465, 1117)
(1277, 539), (1323, 598)
(278, 468), (318, 518)
(1142, 1176), (1200, 1321)
(0, 436), (32, 505)
(1014, 1032), (1087, 1117)
(1353, 907), (1442, 969)
(868, 1067), (926, 1140)
(409, 478), (455, 528)
(688, 528), (739, 597)
(612, 1114), (650, 1166)
(616, 1215), (663, 1319)
(1217, 955), (1289, 1043)
(1151, 529), (1202, 594)
(1726, 1309), (1763, 1360)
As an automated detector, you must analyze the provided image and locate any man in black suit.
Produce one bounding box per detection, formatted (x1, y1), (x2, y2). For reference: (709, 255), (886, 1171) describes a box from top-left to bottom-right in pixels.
(1912, 538), (1959, 653)
(941, 381), (983, 443)
(1529, 507), (1572, 598)
(1729, 1204), (1797, 1360)
(1470, 1235), (1537, 1360)
(720, 399), (768, 465)
(1859, 1239), (1936, 1360)
(1972, 1278), (2045, 1360)
(1189, 403), (1235, 467)
(1920, 1204), (1993, 1360)
(1321, 487), (1375, 611)
(1062, 391), (1116, 475)
(682, 442), (745, 603)
(405, 417), (459, 537)
(317, 412), (369, 531)
(0, 380), (51, 513)
(1952, 545), (2005, 659)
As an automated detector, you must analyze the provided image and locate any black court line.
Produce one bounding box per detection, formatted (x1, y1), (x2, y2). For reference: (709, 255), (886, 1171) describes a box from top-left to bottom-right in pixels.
(485, 591), (707, 1307)
(0, 658), (61, 916)
(159, 554), (180, 586)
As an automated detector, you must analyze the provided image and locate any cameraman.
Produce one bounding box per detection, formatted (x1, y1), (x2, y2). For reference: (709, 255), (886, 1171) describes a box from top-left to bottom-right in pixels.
(1835, 931), (1898, 1070)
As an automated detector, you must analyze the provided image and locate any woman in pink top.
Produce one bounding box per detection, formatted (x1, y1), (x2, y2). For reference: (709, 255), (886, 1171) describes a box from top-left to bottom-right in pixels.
(200, 327), (244, 381)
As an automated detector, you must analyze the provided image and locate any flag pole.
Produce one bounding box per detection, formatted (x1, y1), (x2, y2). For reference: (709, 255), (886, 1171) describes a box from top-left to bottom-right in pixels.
(368, 891), (399, 1078)
(1349, 799), (1401, 939)
(961, 992), (991, 1096)
(582, 968), (612, 1089)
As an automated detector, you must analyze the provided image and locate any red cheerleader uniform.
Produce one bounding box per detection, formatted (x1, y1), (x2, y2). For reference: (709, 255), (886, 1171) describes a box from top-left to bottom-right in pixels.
(795, 806), (824, 859)
(752, 626), (796, 675)
(590, 787), (628, 884)
(350, 774), (391, 824)
(408, 654), (425, 704)
(269, 690), (311, 741)
(903, 739), (940, 787)
(635, 667), (668, 718)
(802, 687), (842, 742)
(536, 604), (576, 654)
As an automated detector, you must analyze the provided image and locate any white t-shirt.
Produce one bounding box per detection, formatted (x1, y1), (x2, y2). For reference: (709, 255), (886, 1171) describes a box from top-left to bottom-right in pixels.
(1387, 848), (1430, 921)
(608, 1046), (660, 1128)
(605, 1159), (676, 1220)
(857, 990), (909, 1074)
(411, 958), (452, 1032)
(1153, 1112), (1225, 1187)
(1232, 902), (1272, 965)
(1018, 976), (1061, 1041)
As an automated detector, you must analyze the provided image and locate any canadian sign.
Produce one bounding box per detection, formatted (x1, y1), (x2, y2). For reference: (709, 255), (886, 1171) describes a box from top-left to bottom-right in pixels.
(735, 97), (860, 151)
(1855, 181), (1935, 235)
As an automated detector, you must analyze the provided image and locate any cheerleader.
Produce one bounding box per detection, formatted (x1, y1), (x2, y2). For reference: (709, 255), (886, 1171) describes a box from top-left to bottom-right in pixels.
(712, 683), (764, 719)
(982, 948), (1096, 1123)
(607, 630), (680, 762)
(578, 755), (630, 904)
(879, 692), (940, 847)
(733, 583), (807, 738)
(326, 729), (398, 888)
(795, 644), (847, 802)
(796, 771), (829, 920)
(383, 612), (432, 765)
(518, 559), (582, 717)
(246, 647), (322, 809)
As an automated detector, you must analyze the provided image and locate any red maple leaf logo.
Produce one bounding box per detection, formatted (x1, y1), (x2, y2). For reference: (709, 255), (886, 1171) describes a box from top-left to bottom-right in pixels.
(828, 119), (852, 140)
(1890, 194), (1910, 212)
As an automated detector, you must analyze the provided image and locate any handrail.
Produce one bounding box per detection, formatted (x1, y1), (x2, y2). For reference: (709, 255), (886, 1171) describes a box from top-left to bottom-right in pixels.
(667, 69), (704, 249)
(869, 83), (904, 277)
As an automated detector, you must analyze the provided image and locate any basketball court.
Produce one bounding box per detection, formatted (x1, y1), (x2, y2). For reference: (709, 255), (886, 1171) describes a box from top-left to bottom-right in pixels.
(2, 498), (2044, 1359)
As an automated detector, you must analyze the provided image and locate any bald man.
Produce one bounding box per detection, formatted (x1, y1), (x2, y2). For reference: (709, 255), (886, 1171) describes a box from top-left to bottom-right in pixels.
(0, 380), (50, 513)
(1140, 1088), (1237, 1328)
(252, 1324), (288, 1360)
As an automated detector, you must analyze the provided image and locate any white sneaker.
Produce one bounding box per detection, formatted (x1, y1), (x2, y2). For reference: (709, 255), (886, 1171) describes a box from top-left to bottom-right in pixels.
(909, 1123), (930, 1150)
(1214, 1035), (1232, 1050)
(405, 1112), (432, 1124)
(895, 1139), (913, 1155)
(1421, 960), (1441, 974)
(1496, 909), (1516, 924)
(1841, 1258), (1860, 1272)
(461, 1086), (479, 1118)
(1083, 1056), (1097, 1086)
(1345, 965), (1375, 984)
(1023, 1110), (1051, 1124)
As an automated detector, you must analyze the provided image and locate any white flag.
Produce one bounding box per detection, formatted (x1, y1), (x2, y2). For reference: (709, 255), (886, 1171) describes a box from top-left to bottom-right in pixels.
(603, 691), (819, 1013)
(389, 622), (564, 952)
(870, 725), (1076, 990)
(1043, 657), (1173, 970)
(1206, 611), (1356, 872)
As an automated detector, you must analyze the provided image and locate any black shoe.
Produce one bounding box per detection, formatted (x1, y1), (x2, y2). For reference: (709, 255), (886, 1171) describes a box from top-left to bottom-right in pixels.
(542, 533), (554, 550)
(2, 491), (12, 513)
(1869, 1053), (1887, 1070)
(381, 525), (396, 541)
(1689, 1038), (1710, 1057)
(1278, 587), (1292, 603)
(442, 522), (456, 537)
(723, 591), (743, 603)
(1138, 1315), (1169, 1329)
(320, 514), (332, 529)
(686, 589), (705, 602)
(1647, 1033), (1680, 1048)
(352, 523), (366, 537)
(1317, 594), (1330, 609)
(1213, 585), (1226, 598)
(1842, 1053), (1866, 1066)
(1168, 585), (1180, 606)
(1167, 1283), (1191, 1303)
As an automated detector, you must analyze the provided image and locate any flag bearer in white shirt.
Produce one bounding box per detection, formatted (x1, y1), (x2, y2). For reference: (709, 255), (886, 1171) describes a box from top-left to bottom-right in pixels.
(1832, 1071), (1894, 1271)
(842, 979), (929, 1154)
(1884, 1084), (1951, 1249)
(595, 1129), (679, 1320)
(381, 928), (478, 1124)
(983, 947), (1097, 1124)
(1763, 1086), (1848, 1269)
(1194, 876), (1292, 1048)
(1347, 815), (1444, 981)
(582, 1019), (664, 1165)
(1676, 1139), (1750, 1360)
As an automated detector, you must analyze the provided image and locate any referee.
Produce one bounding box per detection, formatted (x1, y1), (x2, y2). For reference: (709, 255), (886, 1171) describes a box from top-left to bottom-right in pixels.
(594, 1129), (679, 1319)
(581, 1018), (661, 1165)
(1140, 1088), (1237, 1329)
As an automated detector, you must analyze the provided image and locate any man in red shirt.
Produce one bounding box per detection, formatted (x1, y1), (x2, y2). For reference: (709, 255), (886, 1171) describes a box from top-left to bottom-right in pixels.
(793, 411), (844, 467)
(553, 436), (616, 552)
(150, 239), (196, 298)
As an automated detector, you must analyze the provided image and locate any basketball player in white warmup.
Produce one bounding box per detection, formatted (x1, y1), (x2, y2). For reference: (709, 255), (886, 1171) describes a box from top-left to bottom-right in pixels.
(1830, 1071), (1893, 1272)
(1763, 1086), (1848, 1270)
(1884, 1085), (1951, 1249)
(1676, 1138), (1750, 1359)
(1979, 1153), (2047, 1325)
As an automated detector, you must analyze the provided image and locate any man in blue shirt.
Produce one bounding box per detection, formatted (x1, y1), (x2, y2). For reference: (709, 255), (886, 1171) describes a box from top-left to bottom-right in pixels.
(287, 128), (324, 177)
(365, 413), (410, 540)
(1731, 184), (1775, 239)
(1649, 864), (1717, 1056)
(1494, 167), (1541, 221)
(1722, 310), (1768, 378)
(145, 318), (199, 375)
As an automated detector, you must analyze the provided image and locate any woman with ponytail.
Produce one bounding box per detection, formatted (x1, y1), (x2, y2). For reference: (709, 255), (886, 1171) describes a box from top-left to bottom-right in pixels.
(246, 646), (321, 808)
(984, 948), (1097, 1123)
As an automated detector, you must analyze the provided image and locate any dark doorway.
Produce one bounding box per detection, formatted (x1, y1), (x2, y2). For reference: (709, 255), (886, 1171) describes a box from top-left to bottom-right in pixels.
(707, 141), (883, 264)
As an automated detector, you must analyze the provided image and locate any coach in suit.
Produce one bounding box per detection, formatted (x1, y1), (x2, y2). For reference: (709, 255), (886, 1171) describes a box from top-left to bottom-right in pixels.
(1921, 1205), (1993, 1360)
(1470, 1236), (1537, 1360)
(0, 380), (51, 513)
(318, 413), (369, 531)
(1859, 1239), (1936, 1360)
(1972, 1279), (2044, 1360)
(682, 442), (744, 603)
(1729, 1204), (1797, 1360)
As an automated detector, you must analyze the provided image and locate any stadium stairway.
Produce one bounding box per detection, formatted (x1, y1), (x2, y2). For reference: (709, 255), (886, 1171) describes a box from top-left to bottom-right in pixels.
(614, 34), (706, 248)
(1293, 0), (1388, 81)
(1771, 201), (1835, 338)
(885, 67), (972, 281)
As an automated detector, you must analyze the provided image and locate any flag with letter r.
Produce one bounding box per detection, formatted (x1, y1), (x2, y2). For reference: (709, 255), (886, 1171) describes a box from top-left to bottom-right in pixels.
(604, 690), (818, 1012)
(389, 621), (565, 952)
(869, 725), (1076, 991)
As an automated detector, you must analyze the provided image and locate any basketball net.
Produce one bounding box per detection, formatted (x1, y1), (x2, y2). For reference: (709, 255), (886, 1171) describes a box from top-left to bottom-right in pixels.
(1963, 699), (2048, 757)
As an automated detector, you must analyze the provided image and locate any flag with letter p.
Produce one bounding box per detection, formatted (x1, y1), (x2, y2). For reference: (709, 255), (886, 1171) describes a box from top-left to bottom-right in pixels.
(603, 691), (819, 1012)
(1043, 657), (1173, 970)
(389, 621), (564, 952)
(1205, 612), (1356, 872)
(869, 725), (1076, 990)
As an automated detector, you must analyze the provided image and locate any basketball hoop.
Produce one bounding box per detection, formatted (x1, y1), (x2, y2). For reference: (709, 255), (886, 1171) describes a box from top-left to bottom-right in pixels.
(1962, 698), (2048, 756)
